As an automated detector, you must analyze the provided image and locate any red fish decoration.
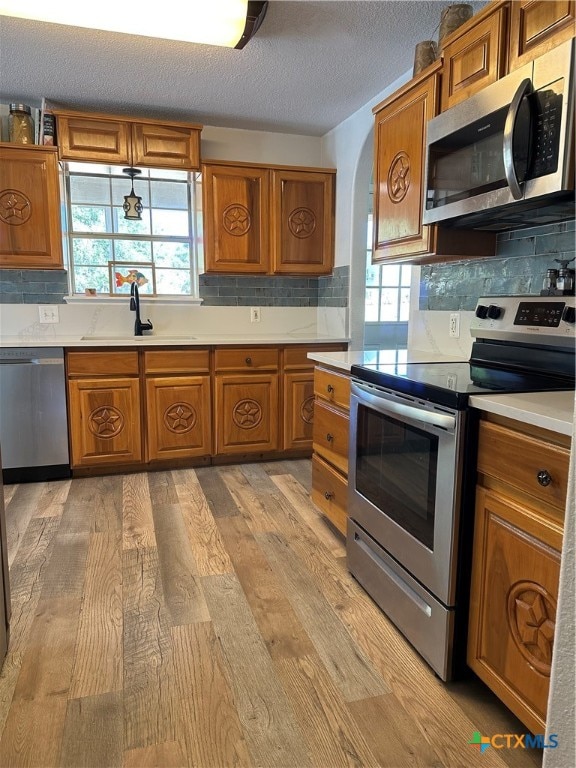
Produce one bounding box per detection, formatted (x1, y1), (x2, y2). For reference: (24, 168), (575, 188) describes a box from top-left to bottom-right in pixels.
(115, 269), (149, 288)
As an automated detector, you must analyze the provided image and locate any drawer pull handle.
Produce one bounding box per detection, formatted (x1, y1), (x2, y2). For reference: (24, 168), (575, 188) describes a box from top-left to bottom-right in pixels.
(537, 469), (552, 487)
(324, 491), (334, 500)
(326, 433), (334, 442)
(245, 357), (252, 365)
(327, 384), (334, 394)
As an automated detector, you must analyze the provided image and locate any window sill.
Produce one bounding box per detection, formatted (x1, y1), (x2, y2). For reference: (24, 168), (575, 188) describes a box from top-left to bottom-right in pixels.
(64, 295), (203, 306)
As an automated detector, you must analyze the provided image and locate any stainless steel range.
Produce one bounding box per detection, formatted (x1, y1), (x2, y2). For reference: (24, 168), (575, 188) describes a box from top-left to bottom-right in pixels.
(348, 296), (575, 680)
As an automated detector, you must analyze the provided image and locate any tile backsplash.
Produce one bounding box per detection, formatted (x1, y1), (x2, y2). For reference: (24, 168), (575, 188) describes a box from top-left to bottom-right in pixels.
(420, 220), (575, 311)
(0, 266), (350, 307)
(0, 269), (69, 304)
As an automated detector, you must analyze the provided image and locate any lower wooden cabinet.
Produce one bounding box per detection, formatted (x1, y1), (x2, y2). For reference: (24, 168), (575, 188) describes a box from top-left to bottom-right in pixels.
(311, 453), (348, 536)
(311, 365), (351, 535)
(144, 349), (211, 462)
(68, 377), (142, 467)
(214, 374), (279, 454)
(468, 415), (570, 735)
(146, 375), (211, 461)
(66, 343), (347, 473)
(283, 372), (315, 450)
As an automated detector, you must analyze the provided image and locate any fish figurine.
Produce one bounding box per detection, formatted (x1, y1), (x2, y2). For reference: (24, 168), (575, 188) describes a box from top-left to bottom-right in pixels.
(115, 270), (149, 288)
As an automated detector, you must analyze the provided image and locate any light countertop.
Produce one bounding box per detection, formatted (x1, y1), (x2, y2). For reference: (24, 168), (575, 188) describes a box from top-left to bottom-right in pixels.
(310, 351), (575, 437)
(469, 390), (575, 436)
(307, 349), (466, 370)
(0, 333), (349, 348)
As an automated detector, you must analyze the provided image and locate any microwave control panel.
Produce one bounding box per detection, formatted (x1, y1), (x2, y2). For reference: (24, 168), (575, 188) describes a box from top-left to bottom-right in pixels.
(530, 84), (563, 178)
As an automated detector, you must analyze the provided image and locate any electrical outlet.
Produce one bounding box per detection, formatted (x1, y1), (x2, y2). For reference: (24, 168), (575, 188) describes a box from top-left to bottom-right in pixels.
(38, 305), (59, 324)
(449, 312), (460, 338)
(250, 307), (261, 323)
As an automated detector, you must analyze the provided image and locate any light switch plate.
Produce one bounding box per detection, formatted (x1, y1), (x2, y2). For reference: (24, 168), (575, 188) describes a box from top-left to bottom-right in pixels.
(449, 312), (460, 338)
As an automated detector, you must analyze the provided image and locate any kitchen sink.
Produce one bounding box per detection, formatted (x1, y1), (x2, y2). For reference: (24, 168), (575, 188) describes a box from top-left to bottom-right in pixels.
(81, 334), (196, 341)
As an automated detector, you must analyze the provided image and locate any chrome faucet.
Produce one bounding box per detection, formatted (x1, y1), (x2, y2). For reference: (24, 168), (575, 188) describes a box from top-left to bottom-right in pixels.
(130, 282), (153, 336)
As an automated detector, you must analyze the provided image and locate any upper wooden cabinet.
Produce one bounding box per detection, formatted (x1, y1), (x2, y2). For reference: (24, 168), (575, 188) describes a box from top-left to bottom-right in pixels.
(440, 1), (509, 110)
(508, 0), (576, 71)
(53, 110), (202, 170)
(202, 161), (335, 275)
(0, 144), (63, 269)
(202, 163), (270, 273)
(372, 64), (495, 264)
(270, 168), (335, 275)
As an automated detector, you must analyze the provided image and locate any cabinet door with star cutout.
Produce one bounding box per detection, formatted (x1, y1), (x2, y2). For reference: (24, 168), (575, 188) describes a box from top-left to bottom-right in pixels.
(202, 163), (270, 273)
(145, 375), (211, 461)
(68, 377), (142, 467)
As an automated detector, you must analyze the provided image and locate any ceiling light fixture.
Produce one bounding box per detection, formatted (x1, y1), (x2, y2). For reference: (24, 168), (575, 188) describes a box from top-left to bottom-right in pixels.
(0, 1), (268, 48)
(122, 168), (143, 221)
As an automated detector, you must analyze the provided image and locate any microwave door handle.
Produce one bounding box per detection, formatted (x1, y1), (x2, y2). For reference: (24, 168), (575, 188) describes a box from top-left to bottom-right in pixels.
(503, 77), (532, 200)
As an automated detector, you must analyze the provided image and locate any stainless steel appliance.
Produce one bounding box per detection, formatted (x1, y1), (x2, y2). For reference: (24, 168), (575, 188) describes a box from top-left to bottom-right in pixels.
(348, 296), (575, 680)
(423, 39), (575, 230)
(0, 348), (70, 484)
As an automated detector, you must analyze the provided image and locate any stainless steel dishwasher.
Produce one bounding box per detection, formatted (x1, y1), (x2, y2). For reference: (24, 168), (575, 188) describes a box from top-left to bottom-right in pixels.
(0, 348), (70, 483)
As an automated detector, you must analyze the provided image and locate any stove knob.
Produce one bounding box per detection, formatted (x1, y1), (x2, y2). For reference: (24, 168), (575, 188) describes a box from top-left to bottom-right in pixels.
(562, 306), (576, 324)
(487, 304), (502, 320)
(475, 304), (489, 319)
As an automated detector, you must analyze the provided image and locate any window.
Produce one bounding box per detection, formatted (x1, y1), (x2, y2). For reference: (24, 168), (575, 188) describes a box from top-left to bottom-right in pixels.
(364, 211), (411, 351)
(365, 214), (411, 322)
(63, 162), (203, 297)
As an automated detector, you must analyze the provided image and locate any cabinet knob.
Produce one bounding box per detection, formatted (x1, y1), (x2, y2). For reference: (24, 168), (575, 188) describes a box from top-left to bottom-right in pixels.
(326, 433), (334, 442)
(324, 491), (334, 500)
(327, 384), (334, 394)
(245, 357), (252, 365)
(537, 469), (552, 487)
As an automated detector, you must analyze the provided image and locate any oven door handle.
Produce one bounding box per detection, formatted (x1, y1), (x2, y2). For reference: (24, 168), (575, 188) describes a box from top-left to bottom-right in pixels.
(352, 382), (456, 431)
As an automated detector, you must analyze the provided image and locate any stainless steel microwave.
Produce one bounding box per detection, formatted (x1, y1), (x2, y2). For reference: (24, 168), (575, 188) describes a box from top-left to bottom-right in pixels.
(423, 38), (575, 231)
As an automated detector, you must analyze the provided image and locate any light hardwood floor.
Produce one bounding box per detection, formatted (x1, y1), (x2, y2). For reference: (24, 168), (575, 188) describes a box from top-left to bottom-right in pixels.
(0, 461), (542, 768)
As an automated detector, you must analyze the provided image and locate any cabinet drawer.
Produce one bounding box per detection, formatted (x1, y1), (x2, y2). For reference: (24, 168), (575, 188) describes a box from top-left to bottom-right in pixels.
(311, 454), (347, 536)
(214, 347), (279, 372)
(144, 349), (210, 374)
(313, 399), (349, 475)
(478, 421), (570, 512)
(314, 367), (350, 411)
(67, 351), (139, 376)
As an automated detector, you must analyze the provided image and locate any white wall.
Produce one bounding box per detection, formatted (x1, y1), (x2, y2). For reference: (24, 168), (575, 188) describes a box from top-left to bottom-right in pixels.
(320, 70), (411, 349)
(201, 125), (324, 166)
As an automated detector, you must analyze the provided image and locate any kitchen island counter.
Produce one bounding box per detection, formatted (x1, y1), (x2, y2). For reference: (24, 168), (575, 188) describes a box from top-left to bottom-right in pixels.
(470, 390), (575, 436)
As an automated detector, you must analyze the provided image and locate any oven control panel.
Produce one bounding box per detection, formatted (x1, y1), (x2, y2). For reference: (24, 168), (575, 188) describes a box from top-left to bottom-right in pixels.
(471, 296), (575, 345)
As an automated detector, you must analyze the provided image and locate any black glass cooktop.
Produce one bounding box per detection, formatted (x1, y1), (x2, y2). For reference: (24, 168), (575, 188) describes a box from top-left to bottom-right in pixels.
(351, 360), (574, 410)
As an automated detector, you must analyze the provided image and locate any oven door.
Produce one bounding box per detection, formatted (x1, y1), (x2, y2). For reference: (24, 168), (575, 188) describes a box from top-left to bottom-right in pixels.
(348, 381), (464, 606)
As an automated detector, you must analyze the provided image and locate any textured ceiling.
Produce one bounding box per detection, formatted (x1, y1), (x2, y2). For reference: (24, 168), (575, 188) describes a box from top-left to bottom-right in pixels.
(0, 1), (487, 136)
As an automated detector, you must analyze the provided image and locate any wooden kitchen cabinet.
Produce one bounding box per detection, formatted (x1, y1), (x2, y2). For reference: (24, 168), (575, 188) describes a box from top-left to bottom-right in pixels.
(0, 144), (63, 269)
(54, 110), (202, 170)
(372, 65), (495, 264)
(270, 168), (334, 275)
(508, 0), (576, 71)
(311, 365), (351, 536)
(144, 349), (211, 461)
(281, 345), (346, 451)
(214, 347), (280, 455)
(440, 0), (508, 111)
(202, 161), (335, 275)
(468, 415), (570, 735)
(67, 352), (142, 468)
(202, 163), (270, 273)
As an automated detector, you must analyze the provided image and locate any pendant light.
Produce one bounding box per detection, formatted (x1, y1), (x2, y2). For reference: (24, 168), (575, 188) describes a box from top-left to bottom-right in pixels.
(122, 168), (143, 221)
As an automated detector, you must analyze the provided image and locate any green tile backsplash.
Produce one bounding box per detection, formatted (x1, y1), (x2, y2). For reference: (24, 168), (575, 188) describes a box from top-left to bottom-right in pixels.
(0, 266), (350, 307)
(420, 220), (575, 311)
